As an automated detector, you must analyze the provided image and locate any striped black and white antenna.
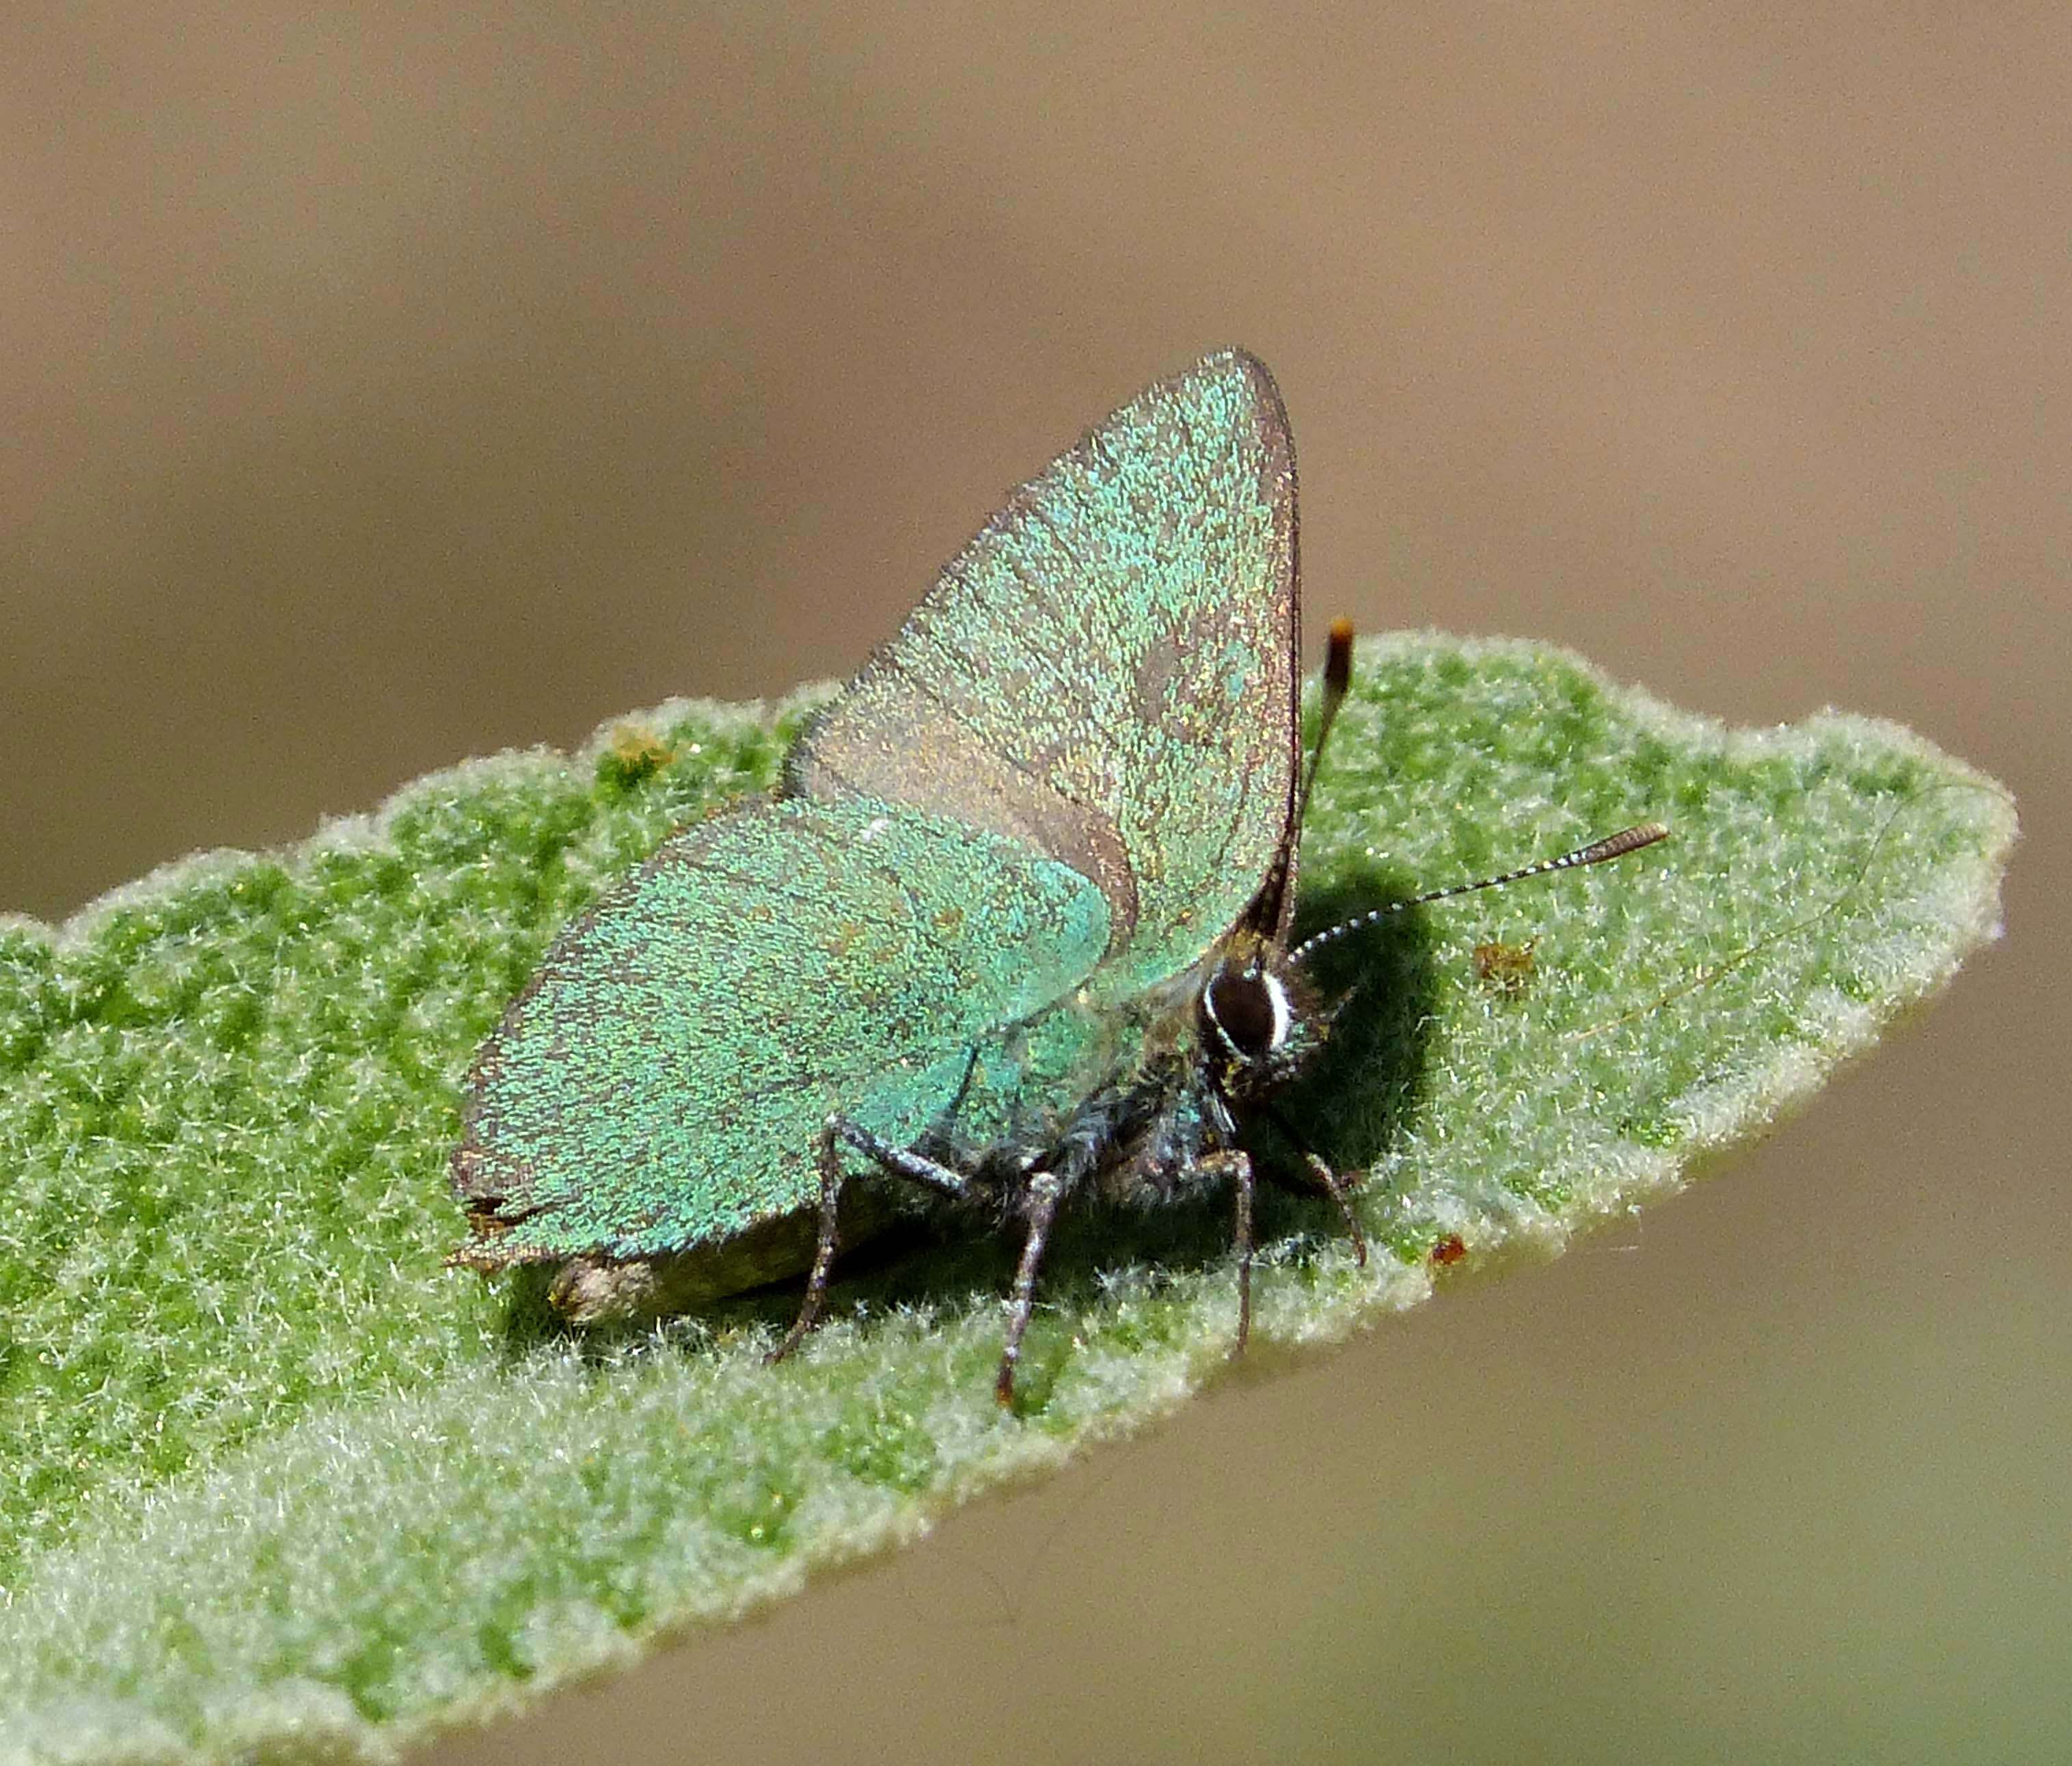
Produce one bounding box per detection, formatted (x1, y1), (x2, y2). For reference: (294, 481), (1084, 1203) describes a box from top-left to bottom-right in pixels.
(1277, 618), (1668, 968)
(1287, 821), (1668, 969)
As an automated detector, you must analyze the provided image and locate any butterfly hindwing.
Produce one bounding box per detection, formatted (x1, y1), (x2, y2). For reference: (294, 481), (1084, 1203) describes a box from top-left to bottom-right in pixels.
(452, 796), (1110, 1264)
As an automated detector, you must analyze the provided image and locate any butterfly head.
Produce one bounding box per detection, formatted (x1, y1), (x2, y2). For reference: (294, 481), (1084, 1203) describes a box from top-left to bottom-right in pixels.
(1195, 932), (1324, 1100)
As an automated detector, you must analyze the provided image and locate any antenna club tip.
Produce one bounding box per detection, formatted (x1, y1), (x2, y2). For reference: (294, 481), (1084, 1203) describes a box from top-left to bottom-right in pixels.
(1323, 619), (1355, 696)
(1576, 821), (1671, 865)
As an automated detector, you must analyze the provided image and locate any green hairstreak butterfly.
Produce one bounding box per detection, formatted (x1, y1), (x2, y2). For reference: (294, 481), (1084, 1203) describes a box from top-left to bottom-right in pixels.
(450, 350), (1663, 1402)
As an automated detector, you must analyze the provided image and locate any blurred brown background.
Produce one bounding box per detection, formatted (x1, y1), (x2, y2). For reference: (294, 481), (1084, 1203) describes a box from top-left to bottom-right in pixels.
(4, 6), (2063, 1761)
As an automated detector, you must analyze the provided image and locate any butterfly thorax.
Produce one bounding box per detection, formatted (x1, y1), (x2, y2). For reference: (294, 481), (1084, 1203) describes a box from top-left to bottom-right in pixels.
(947, 927), (1325, 1223)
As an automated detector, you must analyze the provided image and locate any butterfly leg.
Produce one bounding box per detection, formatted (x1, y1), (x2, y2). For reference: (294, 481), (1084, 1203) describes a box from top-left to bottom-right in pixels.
(1189, 1149), (1259, 1353)
(1303, 1151), (1369, 1268)
(767, 1121), (851, 1366)
(769, 1116), (975, 1368)
(1266, 1105), (1369, 1268)
(1231, 1150), (1255, 1352)
(996, 1171), (1065, 1409)
(830, 1118), (975, 1201)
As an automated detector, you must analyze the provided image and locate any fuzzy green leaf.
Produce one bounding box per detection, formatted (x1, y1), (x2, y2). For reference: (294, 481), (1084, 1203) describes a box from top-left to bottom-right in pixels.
(0, 635), (2013, 1762)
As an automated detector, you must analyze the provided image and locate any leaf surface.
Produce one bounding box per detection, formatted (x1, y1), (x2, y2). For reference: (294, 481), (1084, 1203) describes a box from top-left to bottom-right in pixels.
(0, 635), (2014, 1763)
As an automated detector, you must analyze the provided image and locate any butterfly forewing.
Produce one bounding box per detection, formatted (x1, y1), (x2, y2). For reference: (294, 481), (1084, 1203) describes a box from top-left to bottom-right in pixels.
(788, 349), (1301, 999)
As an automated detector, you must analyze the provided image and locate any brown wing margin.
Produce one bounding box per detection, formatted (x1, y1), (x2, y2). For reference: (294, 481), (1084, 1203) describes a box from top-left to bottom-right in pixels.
(1211, 349), (1304, 946)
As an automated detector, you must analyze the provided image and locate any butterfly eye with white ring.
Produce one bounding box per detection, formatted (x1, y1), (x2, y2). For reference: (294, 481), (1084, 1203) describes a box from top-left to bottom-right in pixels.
(1202, 966), (1290, 1063)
